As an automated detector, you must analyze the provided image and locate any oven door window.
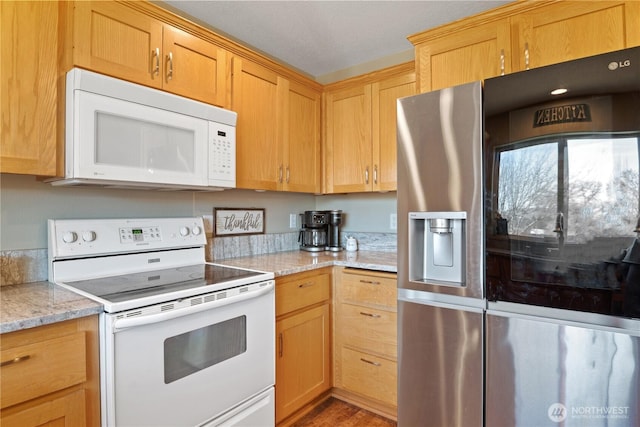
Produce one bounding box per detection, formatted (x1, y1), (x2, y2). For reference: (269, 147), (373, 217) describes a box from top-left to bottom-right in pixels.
(164, 316), (246, 384)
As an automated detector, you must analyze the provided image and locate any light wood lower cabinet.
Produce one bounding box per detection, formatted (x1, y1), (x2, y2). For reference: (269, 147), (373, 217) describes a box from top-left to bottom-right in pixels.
(0, 316), (100, 426)
(275, 268), (332, 425)
(333, 268), (397, 419)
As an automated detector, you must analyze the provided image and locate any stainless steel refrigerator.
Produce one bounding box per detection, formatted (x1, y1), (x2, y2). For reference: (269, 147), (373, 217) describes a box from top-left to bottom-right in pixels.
(397, 81), (484, 427)
(483, 47), (640, 427)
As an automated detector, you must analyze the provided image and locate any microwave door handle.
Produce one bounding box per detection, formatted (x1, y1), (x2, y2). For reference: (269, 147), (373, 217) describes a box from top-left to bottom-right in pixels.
(112, 281), (274, 331)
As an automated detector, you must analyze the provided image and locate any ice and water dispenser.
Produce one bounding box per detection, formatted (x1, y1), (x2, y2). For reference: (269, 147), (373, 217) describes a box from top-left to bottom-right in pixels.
(409, 212), (466, 286)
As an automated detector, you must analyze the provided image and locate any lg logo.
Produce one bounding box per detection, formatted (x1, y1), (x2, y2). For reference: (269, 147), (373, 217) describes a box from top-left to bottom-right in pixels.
(608, 59), (631, 70)
(548, 403), (567, 423)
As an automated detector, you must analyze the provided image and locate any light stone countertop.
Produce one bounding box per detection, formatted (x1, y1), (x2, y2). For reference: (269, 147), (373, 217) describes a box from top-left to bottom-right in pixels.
(1, 250), (396, 334)
(0, 282), (102, 334)
(213, 249), (397, 276)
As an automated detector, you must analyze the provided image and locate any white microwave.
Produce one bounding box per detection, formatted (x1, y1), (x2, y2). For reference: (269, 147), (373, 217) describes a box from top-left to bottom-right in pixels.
(50, 68), (236, 190)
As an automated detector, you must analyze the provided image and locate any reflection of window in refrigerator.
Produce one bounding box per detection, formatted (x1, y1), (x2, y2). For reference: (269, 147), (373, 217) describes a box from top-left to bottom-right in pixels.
(497, 141), (558, 237)
(496, 134), (640, 243)
(567, 137), (639, 242)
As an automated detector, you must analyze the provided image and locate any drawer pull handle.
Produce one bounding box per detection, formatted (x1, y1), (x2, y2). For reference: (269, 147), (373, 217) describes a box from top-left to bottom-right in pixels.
(359, 311), (381, 318)
(1, 354), (31, 367)
(360, 357), (381, 367)
(359, 280), (381, 285)
(298, 282), (315, 288)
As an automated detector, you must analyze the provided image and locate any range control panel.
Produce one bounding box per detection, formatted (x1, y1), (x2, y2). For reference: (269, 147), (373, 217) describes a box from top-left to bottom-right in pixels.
(49, 217), (207, 259)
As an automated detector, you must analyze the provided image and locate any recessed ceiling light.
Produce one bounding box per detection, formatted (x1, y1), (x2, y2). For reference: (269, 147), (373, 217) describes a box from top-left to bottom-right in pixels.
(551, 88), (568, 95)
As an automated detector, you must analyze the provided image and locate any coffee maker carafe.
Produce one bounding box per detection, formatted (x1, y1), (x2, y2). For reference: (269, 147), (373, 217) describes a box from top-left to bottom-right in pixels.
(299, 211), (329, 252)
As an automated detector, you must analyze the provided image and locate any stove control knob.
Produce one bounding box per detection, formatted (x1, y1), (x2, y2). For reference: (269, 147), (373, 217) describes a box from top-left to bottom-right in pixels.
(62, 231), (78, 243)
(82, 231), (97, 242)
(180, 226), (190, 237)
(192, 226), (202, 236)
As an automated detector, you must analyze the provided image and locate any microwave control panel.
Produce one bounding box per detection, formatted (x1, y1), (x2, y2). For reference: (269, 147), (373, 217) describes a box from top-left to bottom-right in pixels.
(209, 122), (236, 188)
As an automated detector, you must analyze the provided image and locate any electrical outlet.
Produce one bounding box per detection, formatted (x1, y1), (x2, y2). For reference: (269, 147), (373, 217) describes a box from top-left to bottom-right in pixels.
(289, 213), (297, 229)
(390, 213), (397, 230)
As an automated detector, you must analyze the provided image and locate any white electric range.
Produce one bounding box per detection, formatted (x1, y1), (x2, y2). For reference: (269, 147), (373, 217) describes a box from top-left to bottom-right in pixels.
(48, 217), (275, 427)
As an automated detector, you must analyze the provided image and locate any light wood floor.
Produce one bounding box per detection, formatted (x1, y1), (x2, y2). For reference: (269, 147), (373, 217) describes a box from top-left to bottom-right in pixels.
(292, 398), (397, 427)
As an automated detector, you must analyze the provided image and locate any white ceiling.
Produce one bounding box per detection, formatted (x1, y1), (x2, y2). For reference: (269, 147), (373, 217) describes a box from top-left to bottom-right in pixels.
(162, 0), (511, 82)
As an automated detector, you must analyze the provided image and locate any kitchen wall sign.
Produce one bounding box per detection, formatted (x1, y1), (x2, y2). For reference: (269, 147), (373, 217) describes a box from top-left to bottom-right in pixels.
(214, 208), (265, 236)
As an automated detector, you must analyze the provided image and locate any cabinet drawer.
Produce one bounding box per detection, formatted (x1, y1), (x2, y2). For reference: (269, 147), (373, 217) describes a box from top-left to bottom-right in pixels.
(339, 303), (397, 358)
(341, 347), (397, 407)
(1, 332), (87, 409)
(341, 271), (397, 308)
(276, 271), (331, 316)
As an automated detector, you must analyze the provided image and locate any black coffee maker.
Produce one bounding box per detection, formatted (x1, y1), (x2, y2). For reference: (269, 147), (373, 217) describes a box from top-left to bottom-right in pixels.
(299, 210), (343, 252)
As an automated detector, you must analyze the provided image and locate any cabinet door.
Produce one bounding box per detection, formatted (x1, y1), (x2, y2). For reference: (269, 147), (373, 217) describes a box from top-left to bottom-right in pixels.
(1, 1), (59, 176)
(162, 26), (227, 106)
(275, 303), (331, 423)
(372, 71), (415, 192)
(415, 18), (511, 92)
(513, 1), (640, 71)
(74, 1), (163, 88)
(282, 80), (322, 193)
(324, 84), (372, 193)
(232, 57), (282, 191)
(0, 389), (86, 427)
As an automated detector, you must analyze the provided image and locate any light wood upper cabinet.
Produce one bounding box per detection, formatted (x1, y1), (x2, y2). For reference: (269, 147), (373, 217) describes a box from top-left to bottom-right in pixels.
(412, 18), (511, 92)
(324, 84), (372, 193)
(233, 56), (322, 193)
(372, 72), (416, 192)
(161, 25), (227, 105)
(232, 57), (282, 191)
(410, 0), (640, 93)
(73, 1), (227, 107)
(512, 1), (640, 70)
(324, 63), (415, 193)
(1, 1), (61, 176)
(282, 80), (322, 193)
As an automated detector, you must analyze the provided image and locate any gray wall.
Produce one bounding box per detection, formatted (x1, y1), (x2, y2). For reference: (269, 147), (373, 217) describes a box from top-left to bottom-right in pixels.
(0, 174), (397, 250)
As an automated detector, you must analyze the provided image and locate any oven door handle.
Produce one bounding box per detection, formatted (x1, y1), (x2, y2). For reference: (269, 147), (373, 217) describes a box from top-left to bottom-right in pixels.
(112, 281), (274, 331)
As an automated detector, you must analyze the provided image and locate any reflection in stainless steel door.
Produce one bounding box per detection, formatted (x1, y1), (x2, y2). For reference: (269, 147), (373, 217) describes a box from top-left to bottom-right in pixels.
(398, 298), (483, 427)
(487, 312), (640, 427)
(397, 81), (483, 298)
